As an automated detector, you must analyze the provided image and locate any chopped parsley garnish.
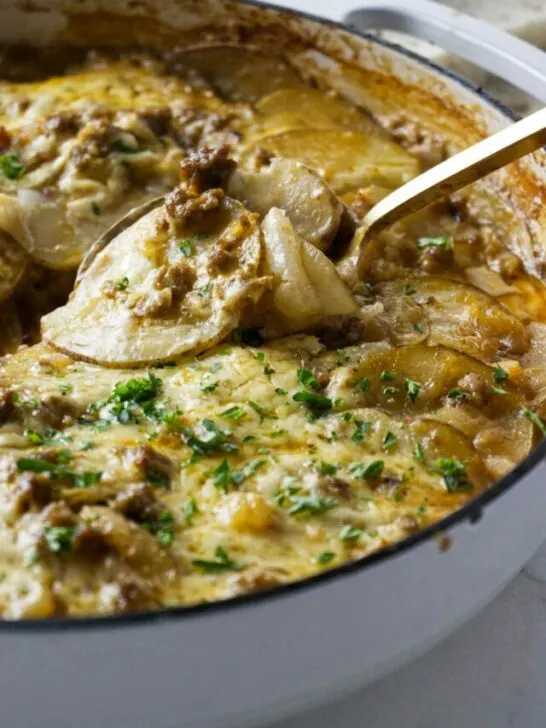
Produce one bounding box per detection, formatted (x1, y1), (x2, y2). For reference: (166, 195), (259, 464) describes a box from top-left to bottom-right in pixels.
(297, 367), (322, 391)
(115, 277), (129, 291)
(349, 460), (385, 479)
(493, 366), (509, 384)
(57, 382), (73, 395)
(181, 498), (198, 526)
(341, 412), (353, 422)
(340, 525), (362, 542)
(275, 388), (287, 396)
(413, 442), (425, 463)
(25, 429), (45, 445)
(143, 509), (175, 547)
(380, 370), (397, 382)
(318, 461), (338, 476)
(197, 282), (212, 298)
(491, 386), (506, 396)
(145, 466), (171, 489)
(263, 364), (275, 376)
(43, 525), (76, 554)
(292, 391), (332, 415)
(383, 386), (399, 397)
(212, 458), (265, 493)
(0, 151), (24, 180)
(212, 459), (231, 492)
(201, 381), (218, 394)
(231, 327), (263, 346)
(447, 388), (468, 402)
(220, 405), (246, 421)
(73, 471), (102, 488)
(404, 284), (416, 295)
(192, 546), (244, 573)
(254, 352), (265, 362)
(405, 378), (421, 402)
(433, 458), (471, 492)
(417, 236), (453, 250)
(286, 491), (338, 517)
(248, 400), (277, 422)
(182, 419), (238, 459)
(353, 377), (370, 393)
(413, 322), (426, 333)
(91, 201), (101, 216)
(382, 431), (397, 450)
(179, 240), (194, 257)
(16, 453), (102, 489)
(88, 371), (162, 425)
(351, 420), (371, 443)
(315, 551), (335, 565)
(524, 409), (546, 437)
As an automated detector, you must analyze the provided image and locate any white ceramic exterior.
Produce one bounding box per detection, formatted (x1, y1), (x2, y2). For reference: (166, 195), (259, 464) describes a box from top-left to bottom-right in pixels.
(0, 3), (545, 727)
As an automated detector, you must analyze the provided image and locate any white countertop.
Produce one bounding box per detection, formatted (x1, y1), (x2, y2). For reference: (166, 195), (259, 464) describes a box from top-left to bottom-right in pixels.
(266, 2), (546, 726)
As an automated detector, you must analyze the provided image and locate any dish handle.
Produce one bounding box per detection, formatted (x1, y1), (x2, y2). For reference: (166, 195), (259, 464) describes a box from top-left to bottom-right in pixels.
(343, 0), (546, 103)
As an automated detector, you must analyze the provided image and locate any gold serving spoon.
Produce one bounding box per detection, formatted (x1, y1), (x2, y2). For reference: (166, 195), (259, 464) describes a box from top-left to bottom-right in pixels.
(341, 106), (546, 281)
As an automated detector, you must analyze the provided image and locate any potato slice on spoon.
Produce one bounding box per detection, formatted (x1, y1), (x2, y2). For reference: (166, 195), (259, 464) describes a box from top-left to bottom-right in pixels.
(227, 158), (342, 251)
(42, 188), (267, 367)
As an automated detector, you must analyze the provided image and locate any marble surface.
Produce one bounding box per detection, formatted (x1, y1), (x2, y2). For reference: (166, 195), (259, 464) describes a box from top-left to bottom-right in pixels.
(265, 1), (546, 727)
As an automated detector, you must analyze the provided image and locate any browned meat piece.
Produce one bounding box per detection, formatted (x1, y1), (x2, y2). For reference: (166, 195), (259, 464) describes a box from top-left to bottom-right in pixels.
(157, 261), (196, 297)
(0, 125), (12, 151)
(317, 315), (367, 349)
(111, 482), (163, 523)
(321, 476), (352, 500)
(419, 243), (453, 274)
(113, 578), (161, 613)
(165, 186), (224, 227)
(44, 110), (81, 135)
(139, 107), (173, 137)
(13, 471), (56, 514)
(179, 146), (236, 196)
(0, 388), (14, 423)
(124, 444), (174, 488)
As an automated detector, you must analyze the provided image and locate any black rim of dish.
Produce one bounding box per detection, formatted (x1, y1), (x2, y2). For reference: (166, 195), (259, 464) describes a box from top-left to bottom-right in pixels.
(3, 0), (545, 631)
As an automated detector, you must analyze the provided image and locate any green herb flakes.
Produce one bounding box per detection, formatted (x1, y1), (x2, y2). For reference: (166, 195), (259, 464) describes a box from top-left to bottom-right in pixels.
(297, 367), (322, 391)
(340, 525), (362, 542)
(405, 378), (421, 402)
(417, 236), (453, 250)
(44, 525), (76, 554)
(192, 546), (244, 573)
(349, 460), (385, 479)
(524, 409), (546, 437)
(179, 240), (194, 257)
(0, 151), (24, 180)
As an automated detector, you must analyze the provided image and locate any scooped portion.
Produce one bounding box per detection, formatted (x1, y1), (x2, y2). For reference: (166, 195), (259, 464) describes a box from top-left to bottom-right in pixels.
(42, 188), (267, 366)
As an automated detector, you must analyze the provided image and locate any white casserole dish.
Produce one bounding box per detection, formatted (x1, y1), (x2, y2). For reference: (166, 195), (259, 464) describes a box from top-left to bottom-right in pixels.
(0, 1), (545, 726)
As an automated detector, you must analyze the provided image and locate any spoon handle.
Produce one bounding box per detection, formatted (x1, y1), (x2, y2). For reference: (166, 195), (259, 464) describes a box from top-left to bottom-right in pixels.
(363, 106), (546, 237)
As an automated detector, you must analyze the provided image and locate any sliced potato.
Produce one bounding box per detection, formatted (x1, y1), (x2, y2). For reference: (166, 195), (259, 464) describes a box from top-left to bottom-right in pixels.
(377, 277), (530, 361)
(260, 208), (357, 336)
(227, 158), (342, 251)
(411, 418), (488, 492)
(42, 194), (267, 366)
(253, 87), (380, 138)
(244, 129), (420, 195)
(179, 45), (302, 102)
(326, 344), (524, 415)
(432, 404), (533, 480)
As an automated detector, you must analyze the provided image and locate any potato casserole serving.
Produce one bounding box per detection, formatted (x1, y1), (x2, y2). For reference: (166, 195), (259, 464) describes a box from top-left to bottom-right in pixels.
(0, 42), (545, 619)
